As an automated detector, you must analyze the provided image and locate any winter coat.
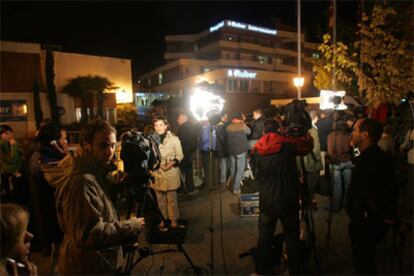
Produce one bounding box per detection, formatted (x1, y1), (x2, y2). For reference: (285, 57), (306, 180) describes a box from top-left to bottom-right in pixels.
(177, 121), (200, 153)
(29, 145), (64, 244)
(249, 116), (266, 140)
(346, 145), (396, 220)
(225, 122), (250, 156)
(44, 147), (142, 275)
(316, 117), (333, 151)
(150, 131), (184, 191)
(327, 130), (351, 164)
(216, 121), (229, 157)
(253, 132), (313, 216)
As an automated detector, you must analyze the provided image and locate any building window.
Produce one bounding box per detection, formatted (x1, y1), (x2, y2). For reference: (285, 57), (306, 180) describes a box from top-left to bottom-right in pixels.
(147, 78), (152, 86)
(158, 73), (163, 85)
(204, 67), (210, 73)
(193, 44), (198, 51)
(227, 79), (237, 91)
(257, 55), (269, 64)
(224, 33), (238, 41)
(273, 58), (283, 65)
(312, 53), (320, 59)
(240, 80), (249, 92)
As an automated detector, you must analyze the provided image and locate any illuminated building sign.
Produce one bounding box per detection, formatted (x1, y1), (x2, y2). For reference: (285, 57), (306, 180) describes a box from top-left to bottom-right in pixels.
(209, 20), (277, 36)
(227, 69), (257, 79)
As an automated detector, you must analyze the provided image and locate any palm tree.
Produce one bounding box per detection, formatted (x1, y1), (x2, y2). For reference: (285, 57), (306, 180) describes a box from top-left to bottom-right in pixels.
(61, 75), (115, 123)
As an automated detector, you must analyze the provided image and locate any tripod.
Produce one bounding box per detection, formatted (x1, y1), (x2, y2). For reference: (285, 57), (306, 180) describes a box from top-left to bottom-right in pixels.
(299, 156), (322, 274)
(122, 180), (202, 275)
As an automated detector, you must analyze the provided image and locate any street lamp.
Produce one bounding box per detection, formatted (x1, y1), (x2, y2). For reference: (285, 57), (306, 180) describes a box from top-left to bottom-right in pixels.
(295, 0), (303, 99)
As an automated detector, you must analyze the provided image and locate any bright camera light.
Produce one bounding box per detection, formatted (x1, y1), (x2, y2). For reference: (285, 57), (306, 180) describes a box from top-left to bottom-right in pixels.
(190, 87), (225, 121)
(293, 77), (305, 88)
(320, 90), (348, 110)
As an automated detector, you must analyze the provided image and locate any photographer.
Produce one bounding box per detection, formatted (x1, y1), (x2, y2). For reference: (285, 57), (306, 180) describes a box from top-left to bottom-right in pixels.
(252, 119), (312, 275)
(45, 119), (145, 274)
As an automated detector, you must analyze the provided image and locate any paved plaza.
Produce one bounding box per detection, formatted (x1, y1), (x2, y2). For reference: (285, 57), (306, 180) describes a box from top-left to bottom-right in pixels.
(32, 184), (412, 275)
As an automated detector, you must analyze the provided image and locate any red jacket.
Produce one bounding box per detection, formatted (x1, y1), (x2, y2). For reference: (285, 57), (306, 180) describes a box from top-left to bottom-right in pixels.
(252, 132), (313, 157)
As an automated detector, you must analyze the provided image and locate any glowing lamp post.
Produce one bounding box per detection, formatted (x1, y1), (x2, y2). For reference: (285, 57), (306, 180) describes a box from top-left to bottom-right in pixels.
(293, 77), (304, 99)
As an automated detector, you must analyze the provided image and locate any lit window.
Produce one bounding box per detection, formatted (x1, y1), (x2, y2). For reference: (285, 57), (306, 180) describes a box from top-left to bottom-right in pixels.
(227, 79), (237, 91)
(158, 73), (163, 85)
(312, 53), (320, 59)
(204, 67), (210, 73)
(257, 56), (268, 64)
(273, 58), (283, 65)
(148, 78), (152, 86)
(193, 44), (198, 51)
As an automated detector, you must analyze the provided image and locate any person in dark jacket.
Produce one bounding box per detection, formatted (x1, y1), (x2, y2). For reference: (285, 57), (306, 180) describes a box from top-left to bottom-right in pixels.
(199, 121), (217, 188)
(176, 113), (200, 194)
(252, 119), (313, 275)
(29, 122), (66, 272)
(248, 109), (266, 149)
(347, 118), (396, 274)
(225, 113), (250, 194)
(316, 111), (333, 173)
(216, 113), (230, 185)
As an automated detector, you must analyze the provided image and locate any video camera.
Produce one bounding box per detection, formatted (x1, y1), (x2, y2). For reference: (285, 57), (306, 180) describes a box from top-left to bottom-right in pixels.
(120, 129), (161, 188)
(282, 99), (312, 137)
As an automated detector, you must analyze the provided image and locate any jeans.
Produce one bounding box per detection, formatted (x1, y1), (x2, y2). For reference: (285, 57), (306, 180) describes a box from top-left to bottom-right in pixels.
(229, 153), (246, 193)
(256, 212), (305, 275)
(330, 160), (353, 212)
(218, 157), (229, 185)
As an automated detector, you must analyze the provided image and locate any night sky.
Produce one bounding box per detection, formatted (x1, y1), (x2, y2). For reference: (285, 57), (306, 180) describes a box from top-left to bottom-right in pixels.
(1, 1), (359, 81)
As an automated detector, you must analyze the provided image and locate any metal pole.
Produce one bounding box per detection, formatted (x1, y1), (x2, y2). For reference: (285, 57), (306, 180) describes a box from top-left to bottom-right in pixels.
(332, 0), (337, 90)
(297, 0), (302, 99)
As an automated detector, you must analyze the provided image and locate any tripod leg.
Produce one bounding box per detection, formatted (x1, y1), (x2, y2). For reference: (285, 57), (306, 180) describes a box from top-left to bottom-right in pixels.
(177, 243), (202, 275)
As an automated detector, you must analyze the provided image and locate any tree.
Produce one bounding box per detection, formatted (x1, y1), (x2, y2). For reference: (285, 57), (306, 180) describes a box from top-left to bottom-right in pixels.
(356, 2), (414, 105)
(45, 46), (60, 124)
(61, 75), (115, 123)
(32, 77), (43, 129)
(116, 103), (138, 126)
(312, 34), (358, 94)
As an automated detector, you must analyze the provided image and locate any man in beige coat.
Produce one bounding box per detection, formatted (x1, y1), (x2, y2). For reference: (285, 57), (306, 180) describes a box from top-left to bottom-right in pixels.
(45, 120), (145, 274)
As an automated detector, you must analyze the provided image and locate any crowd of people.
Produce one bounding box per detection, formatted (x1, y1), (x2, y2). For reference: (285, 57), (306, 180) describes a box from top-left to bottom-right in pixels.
(0, 99), (413, 275)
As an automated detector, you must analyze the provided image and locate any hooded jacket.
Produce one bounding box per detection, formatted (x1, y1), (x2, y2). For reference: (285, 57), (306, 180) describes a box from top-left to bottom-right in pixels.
(253, 132), (313, 216)
(225, 121), (250, 156)
(44, 147), (141, 275)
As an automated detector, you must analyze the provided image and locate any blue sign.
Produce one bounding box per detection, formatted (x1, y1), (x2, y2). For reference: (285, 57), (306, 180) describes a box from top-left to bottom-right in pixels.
(0, 100), (28, 122)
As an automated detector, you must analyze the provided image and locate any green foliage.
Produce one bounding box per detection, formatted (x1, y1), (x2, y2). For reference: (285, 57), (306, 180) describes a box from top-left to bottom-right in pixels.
(356, 3), (414, 104)
(312, 34), (358, 94)
(116, 103), (138, 126)
(61, 75), (116, 122)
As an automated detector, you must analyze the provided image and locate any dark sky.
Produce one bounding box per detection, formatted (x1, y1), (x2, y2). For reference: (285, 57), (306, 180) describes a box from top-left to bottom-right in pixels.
(1, 1), (359, 81)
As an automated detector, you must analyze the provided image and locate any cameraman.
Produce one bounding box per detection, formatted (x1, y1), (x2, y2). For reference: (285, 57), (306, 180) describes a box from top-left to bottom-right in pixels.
(252, 119), (312, 275)
(45, 119), (145, 274)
